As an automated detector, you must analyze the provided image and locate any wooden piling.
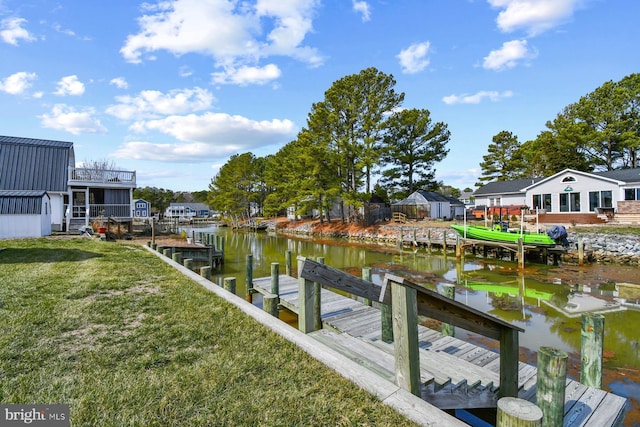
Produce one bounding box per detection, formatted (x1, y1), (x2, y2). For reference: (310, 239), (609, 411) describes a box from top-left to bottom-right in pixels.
(581, 313), (604, 388)
(245, 254), (253, 302)
(172, 252), (182, 264)
(578, 237), (584, 265)
(183, 258), (193, 270)
(200, 266), (211, 280)
(362, 267), (372, 306)
(271, 263), (279, 295)
(518, 238), (524, 269)
(223, 277), (236, 294)
(536, 346), (567, 427)
(297, 257), (316, 333)
(263, 293), (279, 318)
(390, 280), (421, 397)
(440, 284), (455, 336)
(497, 397), (542, 427)
(455, 236), (461, 260)
(314, 257), (324, 330)
(163, 248), (171, 257)
(285, 250), (292, 276)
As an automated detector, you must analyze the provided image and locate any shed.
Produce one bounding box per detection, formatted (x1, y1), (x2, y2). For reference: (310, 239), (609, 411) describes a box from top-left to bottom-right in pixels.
(133, 199), (151, 218)
(0, 191), (52, 239)
(392, 191), (465, 220)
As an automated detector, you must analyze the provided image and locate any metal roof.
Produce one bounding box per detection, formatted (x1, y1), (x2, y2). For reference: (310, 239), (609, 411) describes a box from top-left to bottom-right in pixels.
(0, 190), (48, 214)
(0, 135), (73, 192)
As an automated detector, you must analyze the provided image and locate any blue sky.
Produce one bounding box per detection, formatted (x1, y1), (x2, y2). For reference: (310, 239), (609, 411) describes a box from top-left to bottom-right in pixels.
(0, 0), (637, 192)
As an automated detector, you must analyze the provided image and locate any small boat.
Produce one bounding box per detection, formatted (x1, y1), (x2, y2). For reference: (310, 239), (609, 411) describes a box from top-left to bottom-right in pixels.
(450, 223), (558, 246)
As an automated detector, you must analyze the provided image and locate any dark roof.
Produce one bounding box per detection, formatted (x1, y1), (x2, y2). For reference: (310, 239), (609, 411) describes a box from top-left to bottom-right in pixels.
(0, 190), (49, 214)
(593, 168), (640, 183)
(474, 177), (543, 196)
(0, 135), (73, 192)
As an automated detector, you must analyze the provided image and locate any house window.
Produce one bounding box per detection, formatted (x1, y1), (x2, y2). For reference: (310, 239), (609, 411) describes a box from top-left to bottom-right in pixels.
(532, 194), (551, 211)
(562, 176), (576, 182)
(589, 191), (612, 211)
(624, 188), (640, 200)
(560, 192), (580, 212)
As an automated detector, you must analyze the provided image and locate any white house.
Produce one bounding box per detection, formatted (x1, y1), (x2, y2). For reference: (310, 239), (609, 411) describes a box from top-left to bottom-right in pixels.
(474, 168), (640, 216)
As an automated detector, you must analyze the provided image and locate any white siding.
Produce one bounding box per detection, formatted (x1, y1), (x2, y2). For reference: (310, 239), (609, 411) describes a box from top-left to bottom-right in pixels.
(525, 172), (619, 213)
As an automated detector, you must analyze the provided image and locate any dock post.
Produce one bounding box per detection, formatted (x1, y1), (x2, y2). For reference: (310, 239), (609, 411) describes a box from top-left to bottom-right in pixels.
(578, 237), (584, 265)
(263, 294), (279, 318)
(497, 397), (542, 426)
(183, 258), (193, 270)
(245, 254), (253, 302)
(536, 346), (567, 427)
(172, 252), (182, 264)
(455, 236), (461, 260)
(314, 258), (324, 330)
(285, 250), (292, 276)
(297, 257), (317, 333)
(412, 228), (417, 246)
(440, 284), (455, 336)
(390, 280), (421, 397)
(427, 230), (432, 251)
(163, 248), (171, 258)
(362, 267), (373, 306)
(270, 263), (279, 296)
(399, 226), (403, 248)
(223, 277), (236, 295)
(581, 313), (604, 388)
(518, 238), (525, 269)
(443, 232), (447, 254)
(200, 266), (211, 280)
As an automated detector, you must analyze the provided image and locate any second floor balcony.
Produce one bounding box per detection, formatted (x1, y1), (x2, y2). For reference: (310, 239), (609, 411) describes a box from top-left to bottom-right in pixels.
(69, 167), (136, 188)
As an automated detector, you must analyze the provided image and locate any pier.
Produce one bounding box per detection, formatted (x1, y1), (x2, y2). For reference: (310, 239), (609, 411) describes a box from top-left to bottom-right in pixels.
(148, 245), (627, 426)
(250, 257), (626, 426)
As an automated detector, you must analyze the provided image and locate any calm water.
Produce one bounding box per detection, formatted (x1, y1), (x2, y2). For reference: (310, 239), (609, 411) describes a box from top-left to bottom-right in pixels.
(181, 225), (640, 371)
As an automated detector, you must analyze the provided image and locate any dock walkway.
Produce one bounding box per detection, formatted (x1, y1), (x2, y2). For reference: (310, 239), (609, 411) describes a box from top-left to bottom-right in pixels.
(253, 274), (627, 426)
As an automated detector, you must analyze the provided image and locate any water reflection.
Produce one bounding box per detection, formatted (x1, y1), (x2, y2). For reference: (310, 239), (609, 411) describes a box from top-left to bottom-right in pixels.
(180, 225), (640, 369)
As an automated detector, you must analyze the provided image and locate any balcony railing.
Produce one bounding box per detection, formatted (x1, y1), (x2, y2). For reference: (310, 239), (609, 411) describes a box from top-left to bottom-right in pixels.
(67, 204), (132, 219)
(69, 167), (136, 185)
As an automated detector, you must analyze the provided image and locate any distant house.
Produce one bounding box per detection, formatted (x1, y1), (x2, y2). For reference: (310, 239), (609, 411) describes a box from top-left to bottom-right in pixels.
(0, 191), (51, 238)
(0, 135), (137, 238)
(392, 191), (465, 220)
(473, 168), (640, 216)
(133, 199), (151, 218)
(164, 202), (211, 219)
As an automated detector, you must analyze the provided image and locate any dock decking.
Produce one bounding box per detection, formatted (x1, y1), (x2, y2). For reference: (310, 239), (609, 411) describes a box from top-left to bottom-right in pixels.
(253, 274), (627, 426)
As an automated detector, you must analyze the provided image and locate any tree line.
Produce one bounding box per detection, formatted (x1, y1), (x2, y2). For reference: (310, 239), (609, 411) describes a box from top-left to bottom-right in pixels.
(208, 67), (452, 223)
(478, 73), (640, 184)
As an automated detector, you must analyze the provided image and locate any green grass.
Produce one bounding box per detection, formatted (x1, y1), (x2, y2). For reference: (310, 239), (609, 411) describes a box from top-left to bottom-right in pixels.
(570, 225), (640, 235)
(0, 238), (416, 426)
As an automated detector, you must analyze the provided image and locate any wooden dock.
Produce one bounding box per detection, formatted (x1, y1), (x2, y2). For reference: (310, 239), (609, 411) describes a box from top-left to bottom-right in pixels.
(253, 274), (627, 426)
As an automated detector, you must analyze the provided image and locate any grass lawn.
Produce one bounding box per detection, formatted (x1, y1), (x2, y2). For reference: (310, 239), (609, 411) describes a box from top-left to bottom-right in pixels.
(0, 237), (416, 426)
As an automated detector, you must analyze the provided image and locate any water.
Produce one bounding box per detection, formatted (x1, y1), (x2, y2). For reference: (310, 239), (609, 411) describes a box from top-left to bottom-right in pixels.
(182, 225), (640, 371)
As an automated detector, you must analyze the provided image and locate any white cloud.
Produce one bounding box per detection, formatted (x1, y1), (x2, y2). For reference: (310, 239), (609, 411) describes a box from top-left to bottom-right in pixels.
(482, 39), (536, 70)
(106, 87), (214, 120)
(114, 112), (296, 162)
(0, 17), (36, 45)
(352, 1), (371, 22)
(0, 71), (37, 95)
(54, 75), (85, 96)
(39, 104), (108, 135)
(397, 41), (431, 74)
(442, 90), (513, 105)
(120, 0), (323, 84)
(488, 0), (582, 36)
(110, 77), (128, 89)
(212, 64), (281, 85)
